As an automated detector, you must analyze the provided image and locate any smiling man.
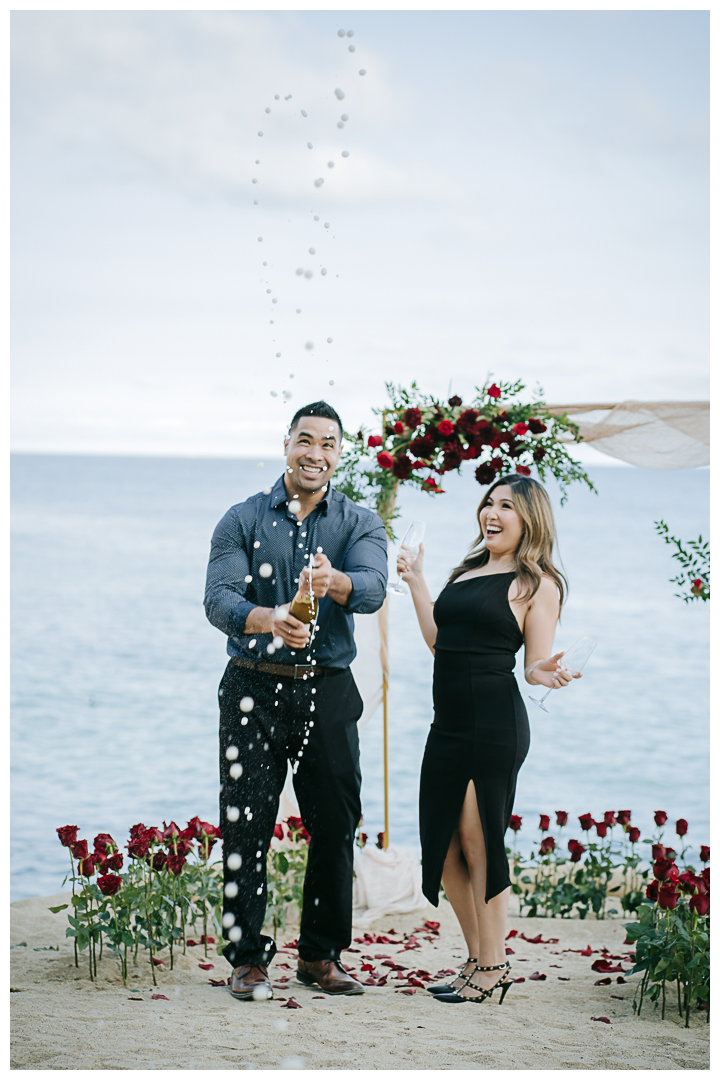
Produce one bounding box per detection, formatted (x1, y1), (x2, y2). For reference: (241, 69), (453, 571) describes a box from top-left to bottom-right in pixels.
(204, 401), (387, 1001)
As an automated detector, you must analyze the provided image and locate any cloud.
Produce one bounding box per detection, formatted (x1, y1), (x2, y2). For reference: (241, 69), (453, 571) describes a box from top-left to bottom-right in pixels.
(12, 10), (457, 206)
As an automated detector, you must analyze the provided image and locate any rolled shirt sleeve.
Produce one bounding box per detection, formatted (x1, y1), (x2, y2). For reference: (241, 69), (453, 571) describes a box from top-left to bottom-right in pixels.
(342, 517), (388, 614)
(204, 508), (257, 639)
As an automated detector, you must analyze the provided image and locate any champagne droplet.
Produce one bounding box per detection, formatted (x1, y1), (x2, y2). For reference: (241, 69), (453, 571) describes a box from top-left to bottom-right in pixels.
(314, 178), (324, 187)
(265, 107), (271, 114)
(240, 696), (255, 712)
(301, 109), (307, 117)
(359, 69), (366, 76)
(341, 114), (349, 121)
(259, 564), (273, 578)
(342, 150), (349, 158)
(334, 88), (345, 100)
(227, 853), (242, 870)
(338, 29), (346, 37)
(307, 142), (313, 149)
(348, 45), (355, 52)
(225, 746), (239, 760)
(327, 337), (333, 343)
(321, 268), (328, 275)
(305, 341), (314, 350)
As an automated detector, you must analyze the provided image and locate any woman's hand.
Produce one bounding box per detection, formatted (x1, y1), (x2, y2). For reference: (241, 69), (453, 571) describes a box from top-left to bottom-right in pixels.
(528, 652), (582, 690)
(396, 542), (425, 587)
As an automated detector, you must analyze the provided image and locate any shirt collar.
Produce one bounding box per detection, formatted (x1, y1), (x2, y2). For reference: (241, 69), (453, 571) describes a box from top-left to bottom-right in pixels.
(270, 473), (333, 514)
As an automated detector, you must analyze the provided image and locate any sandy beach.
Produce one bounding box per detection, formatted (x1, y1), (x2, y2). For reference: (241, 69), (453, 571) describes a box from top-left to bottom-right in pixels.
(10, 891), (709, 1071)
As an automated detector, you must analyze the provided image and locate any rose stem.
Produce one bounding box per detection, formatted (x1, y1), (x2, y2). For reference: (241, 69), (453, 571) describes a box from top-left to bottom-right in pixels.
(111, 894), (126, 986)
(143, 863), (157, 987)
(169, 874), (175, 971)
(69, 851), (79, 968)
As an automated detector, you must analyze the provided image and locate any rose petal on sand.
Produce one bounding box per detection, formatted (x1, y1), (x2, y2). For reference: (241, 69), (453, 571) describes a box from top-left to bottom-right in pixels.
(152, 994), (169, 1001)
(198, 963), (214, 970)
(591, 1016), (611, 1024)
(529, 972), (547, 980)
(281, 997), (302, 1009)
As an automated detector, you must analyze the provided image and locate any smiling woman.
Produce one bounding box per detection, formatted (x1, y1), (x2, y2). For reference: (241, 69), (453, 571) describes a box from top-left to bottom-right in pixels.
(396, 471), (579, 1006)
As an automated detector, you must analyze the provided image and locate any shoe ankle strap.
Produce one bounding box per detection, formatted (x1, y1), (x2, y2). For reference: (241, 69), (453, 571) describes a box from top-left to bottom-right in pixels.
(474, 960), (509, 972)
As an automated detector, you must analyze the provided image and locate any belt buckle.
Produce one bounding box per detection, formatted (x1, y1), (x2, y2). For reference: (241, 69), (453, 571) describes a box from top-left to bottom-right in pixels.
(293, 664), (311, 679)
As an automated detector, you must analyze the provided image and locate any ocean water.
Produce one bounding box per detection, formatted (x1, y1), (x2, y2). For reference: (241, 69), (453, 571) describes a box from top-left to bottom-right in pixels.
(10, 455), (709, 901)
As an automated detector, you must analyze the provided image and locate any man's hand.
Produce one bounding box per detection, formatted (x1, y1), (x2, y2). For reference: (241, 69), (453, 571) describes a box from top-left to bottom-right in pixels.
(271, 604), (311, 649)
(300, 553), (333, 598)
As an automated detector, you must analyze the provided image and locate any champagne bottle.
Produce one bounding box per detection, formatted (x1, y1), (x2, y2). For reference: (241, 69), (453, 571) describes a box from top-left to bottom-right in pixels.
(288, 584), (318, 624)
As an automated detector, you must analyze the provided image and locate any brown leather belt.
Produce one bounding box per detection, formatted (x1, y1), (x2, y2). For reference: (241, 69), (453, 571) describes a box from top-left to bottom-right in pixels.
(231, 657), (341, 679)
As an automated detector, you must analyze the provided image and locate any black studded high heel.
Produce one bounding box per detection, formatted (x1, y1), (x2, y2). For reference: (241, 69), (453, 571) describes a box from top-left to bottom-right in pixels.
(434, 961), (512, 1004)
(426, 957), (478, 996)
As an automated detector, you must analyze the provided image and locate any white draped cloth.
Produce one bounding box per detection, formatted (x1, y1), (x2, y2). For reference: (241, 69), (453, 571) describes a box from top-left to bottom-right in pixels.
(547, 400), (709, 469)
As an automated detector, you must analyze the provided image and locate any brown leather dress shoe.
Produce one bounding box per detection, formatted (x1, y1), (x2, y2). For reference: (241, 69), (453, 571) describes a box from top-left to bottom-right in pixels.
(230, 964), (273, 1001)
(296, 957), (365, 995)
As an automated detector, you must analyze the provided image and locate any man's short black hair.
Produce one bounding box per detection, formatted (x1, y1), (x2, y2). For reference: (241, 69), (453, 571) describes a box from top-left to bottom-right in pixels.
(288, 401), (343, 440)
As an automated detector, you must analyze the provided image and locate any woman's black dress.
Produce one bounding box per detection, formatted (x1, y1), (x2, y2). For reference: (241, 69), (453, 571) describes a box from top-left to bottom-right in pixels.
(419, 571), (530, 905)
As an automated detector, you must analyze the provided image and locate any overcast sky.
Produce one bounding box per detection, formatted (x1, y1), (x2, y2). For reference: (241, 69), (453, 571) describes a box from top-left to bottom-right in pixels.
(11, 8), (709, 457)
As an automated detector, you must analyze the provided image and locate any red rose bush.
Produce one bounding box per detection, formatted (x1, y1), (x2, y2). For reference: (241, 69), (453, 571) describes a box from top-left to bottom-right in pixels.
(333, 379), (594, 535)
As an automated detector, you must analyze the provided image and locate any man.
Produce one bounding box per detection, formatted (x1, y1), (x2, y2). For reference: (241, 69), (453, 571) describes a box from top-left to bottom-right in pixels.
(204, 400), (387, 1001)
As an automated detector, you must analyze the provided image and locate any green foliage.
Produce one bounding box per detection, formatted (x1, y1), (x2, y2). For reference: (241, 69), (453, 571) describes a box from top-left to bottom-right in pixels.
(625, 901), (710, 1025)
(654, 520), (710, 602)
(264, 842), (308, 940)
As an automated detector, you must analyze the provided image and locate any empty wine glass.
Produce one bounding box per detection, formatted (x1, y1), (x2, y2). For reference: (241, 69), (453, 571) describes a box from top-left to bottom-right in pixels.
(529, 636), (597, 713)
(388, 520), (426, 596)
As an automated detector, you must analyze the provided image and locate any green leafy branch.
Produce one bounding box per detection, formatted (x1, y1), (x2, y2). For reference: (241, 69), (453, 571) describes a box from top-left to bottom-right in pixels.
(655, 521), (710, 602)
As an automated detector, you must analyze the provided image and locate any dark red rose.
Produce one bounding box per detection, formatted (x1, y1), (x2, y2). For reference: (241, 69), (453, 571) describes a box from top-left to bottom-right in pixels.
(173, 839), (193, 857)
(677, 870), (699, 895)
(658, 884), (679, 910)
(456, 408), (480, 433)
(645, 880), (659, 901)
(392, 421), (404, 434)
(439, 447), (463, 472)
(57, 826), (79, 848)
(653, 858), (675, 882)
(79, 855), (97, 877)
(437, 420), (454, 437)
(654, 811), (668, 827)
(567, 839), (579, 850)
(71, 839), (88, 860)
(162, 821), (181, 839)
(186, 815), (204, 839)
(652, 844), (666, 861)
(367, 435), (383, 447)
(700, 845), (710, 863)
(628, 827), (641, 844)
(486, 383), (501, 399)
(357, 832), (368, 846)
(527, 418), (547, 435)
(129, 823), (148, 839)
(515, 464), (531, 476)
(578, 814), (594, 831)
(595, 822), (608, 838)
(689, 893), (710, 916)
(617, 811), (631, 826)
(377, 451), (393, 469)
(603, 812), (617, 827)
(665, 847), (677, 860)
(512, 422), (529, 436)
(198, 836), (217, 860)
(409, 435), (436, 459)
(539, 836), (555, 856)
(151, 851), (167, 871)
(532, 447), (546, 462)
(274, 824), (284, 841)
(675, 818), (688, 837)
(404, 408), (423, 429)
(555, 811), (568, 827)
(702, 867), (710, 886)
(475, 464), (496, 486)
(127, 837), (150, 859)
(93, 833), (116, 856)
(392, 455), (413, 480)
(691, 578), (704, 594)
(98, 873), (122, 896)
(106, 852), (124, 871)
(569, 843), (586, 863)
(539, 814), (550, 832)
(448, 395), (463, 407)
(166, 853), (186, 876)
(286, 816), (310, 842)
(376, 831), (385, 849)
(489, 456), (504, 471)
(509, 814), (522, 832)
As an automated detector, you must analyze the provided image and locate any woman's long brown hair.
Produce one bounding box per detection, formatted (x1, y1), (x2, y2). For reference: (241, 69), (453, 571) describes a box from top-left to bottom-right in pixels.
(448, 474), (567, 608)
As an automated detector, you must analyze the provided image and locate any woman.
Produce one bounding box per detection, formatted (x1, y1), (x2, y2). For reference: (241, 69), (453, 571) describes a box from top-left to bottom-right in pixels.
(397, 473), (580, 1005)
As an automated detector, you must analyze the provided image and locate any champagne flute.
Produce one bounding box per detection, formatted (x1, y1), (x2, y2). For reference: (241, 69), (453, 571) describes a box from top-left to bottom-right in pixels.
(387, 520), (426, 596)
(528, 636), (597, 713)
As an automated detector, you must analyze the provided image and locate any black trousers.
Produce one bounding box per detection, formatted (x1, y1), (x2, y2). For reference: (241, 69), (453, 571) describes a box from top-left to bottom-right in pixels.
(218, 660), (363, 968)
